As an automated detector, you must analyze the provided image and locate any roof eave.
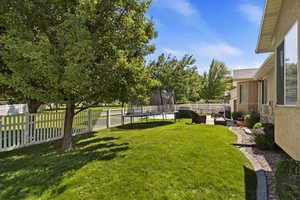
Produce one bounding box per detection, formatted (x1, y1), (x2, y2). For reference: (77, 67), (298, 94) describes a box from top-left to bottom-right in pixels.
(255, 54), (275, 79)
(255, 48), (274, 54)
(256, 0), (282, 54)
(233, 78), (256, 82)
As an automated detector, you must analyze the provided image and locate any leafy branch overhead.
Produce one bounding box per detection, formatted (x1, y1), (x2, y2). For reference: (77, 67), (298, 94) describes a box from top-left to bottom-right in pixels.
(0, 0), (157, 151)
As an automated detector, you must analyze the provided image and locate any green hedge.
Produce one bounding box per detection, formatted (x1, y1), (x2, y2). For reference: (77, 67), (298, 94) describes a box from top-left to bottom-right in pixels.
(276, 160), (300, 200)
(253, 122), (262, 129)
(231, 111), (243, 120)
(253, 123), (275, 150)
(244, 112), (260, 128)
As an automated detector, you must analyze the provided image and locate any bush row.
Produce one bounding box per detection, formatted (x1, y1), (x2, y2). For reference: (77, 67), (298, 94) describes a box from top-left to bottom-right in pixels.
(276, 160), (300, 200)
(231, 111), (260, 128)
(253, 122), (276, 150)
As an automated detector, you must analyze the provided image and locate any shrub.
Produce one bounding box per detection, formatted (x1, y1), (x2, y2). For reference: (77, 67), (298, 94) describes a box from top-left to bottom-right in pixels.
(244, 112), (260, 128)
(212, 112), (223, 118)
(253, 122), (263, 129)
(276, 160), (300, 200)
(263, 123), (274, 135)
(253, 123), (276, 150)
(232, 111), (243, 120)
(176, 99), (193, 104)
(254, 133), (276, 150)
(225, 110), (231, 119)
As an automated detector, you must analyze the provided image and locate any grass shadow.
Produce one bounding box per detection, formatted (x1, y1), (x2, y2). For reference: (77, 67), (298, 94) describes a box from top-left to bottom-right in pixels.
(76, 137), (120, 147)
(0, 132), (99, 159)
(117, 121), (174, 130)
(0, 133), (129, 200)
(244, 166), (257, 200)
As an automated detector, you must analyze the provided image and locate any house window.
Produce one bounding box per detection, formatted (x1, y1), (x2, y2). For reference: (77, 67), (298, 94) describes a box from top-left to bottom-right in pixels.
(277, 22), (298, 105)
(262, 80), (268, 104)
(240, 84), (246, 104)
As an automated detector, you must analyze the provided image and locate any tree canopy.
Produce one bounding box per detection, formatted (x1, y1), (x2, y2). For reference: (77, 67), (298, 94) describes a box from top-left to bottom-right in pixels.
(0, 0), (156, 151)
(148, 53), (202, 103)
(200, 60), (230, 100)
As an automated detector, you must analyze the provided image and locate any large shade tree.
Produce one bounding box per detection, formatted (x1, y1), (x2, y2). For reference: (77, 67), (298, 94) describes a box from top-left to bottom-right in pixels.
(110, 60), (159, 107)
(200, 60), (230, 100)
(0, 25), (43, 112)
(0, 62), (44, 112)
(148, 54), (201, 103)
(0, 0), (156, 151)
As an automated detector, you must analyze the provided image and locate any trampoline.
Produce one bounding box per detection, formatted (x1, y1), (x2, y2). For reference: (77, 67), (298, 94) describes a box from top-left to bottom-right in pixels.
(123, 104), (176, 124)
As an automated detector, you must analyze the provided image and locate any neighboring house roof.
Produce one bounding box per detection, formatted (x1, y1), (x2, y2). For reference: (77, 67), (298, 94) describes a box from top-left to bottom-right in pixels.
(256, 0), (282, 53)
(255, 54), (275, 79)
(233, 68), (258, 81)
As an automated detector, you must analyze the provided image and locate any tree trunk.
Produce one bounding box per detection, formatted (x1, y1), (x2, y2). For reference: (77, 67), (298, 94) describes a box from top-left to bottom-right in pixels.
(27, 98), (42, 113)
(172, 90), (176, 105)
(26, 99), (43, 135)
(62, 103), (75, 152)
(159, 88), (163, 105)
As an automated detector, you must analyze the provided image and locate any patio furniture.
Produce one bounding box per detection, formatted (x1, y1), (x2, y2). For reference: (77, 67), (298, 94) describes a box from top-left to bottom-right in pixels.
(214, 117), (226, 126)
(175, 110), (206, 124)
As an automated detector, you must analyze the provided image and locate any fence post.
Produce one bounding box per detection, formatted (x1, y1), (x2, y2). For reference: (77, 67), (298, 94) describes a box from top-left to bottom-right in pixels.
(88, 110), (92, 133)
(106, 109), (111, 128)
(24, 113), (30, 145)
(121, 108), (125, 125)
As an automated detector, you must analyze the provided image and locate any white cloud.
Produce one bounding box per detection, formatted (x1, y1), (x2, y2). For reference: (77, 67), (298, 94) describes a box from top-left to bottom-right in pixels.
(154, 0), (198, 17)
(171, 0), (197, 17)
(238, 3), (263, 25)
(195, 42), (243, 59)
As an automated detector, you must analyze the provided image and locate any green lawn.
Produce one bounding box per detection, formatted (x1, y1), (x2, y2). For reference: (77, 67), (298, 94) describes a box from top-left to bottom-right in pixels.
(0, 121), (256, 200)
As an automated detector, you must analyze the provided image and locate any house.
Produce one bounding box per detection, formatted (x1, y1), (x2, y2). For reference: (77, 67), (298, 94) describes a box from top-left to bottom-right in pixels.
(256, 0), (300, 160)
(230, 68), (259, 113)
(255, 54), (275, 123)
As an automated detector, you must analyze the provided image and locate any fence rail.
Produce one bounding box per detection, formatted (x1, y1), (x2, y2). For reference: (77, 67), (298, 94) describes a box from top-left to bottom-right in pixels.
(0, 104), (227, 152)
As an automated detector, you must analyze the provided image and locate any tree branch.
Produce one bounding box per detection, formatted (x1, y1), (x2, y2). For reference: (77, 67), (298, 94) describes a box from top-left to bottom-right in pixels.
(74, 103), (98, 115)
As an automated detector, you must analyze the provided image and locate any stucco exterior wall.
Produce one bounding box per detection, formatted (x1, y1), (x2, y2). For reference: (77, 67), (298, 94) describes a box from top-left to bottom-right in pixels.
(230, 88), (237, 112)
(236, 81), (258, 113)
(257, 67), (275, 123)
(247, 81), (258, 112)
(275, 106), (300, 160)
(237, 82), (247, 113)
(272, 0), (300, 160)
(267, 67), (275, 104)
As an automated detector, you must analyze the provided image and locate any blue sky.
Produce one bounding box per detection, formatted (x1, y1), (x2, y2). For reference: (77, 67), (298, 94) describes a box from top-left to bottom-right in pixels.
(146, 0), (270, 74)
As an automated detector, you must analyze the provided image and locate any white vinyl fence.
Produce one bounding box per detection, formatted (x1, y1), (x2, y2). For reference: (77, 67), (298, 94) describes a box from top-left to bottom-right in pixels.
(175, 103), (228, 113)
(0, 109), (131, 152)
(0, 104), (227, 152)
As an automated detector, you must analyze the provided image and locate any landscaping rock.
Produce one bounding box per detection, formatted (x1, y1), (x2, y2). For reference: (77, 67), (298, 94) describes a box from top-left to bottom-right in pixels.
(230, 127), (289, 200)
